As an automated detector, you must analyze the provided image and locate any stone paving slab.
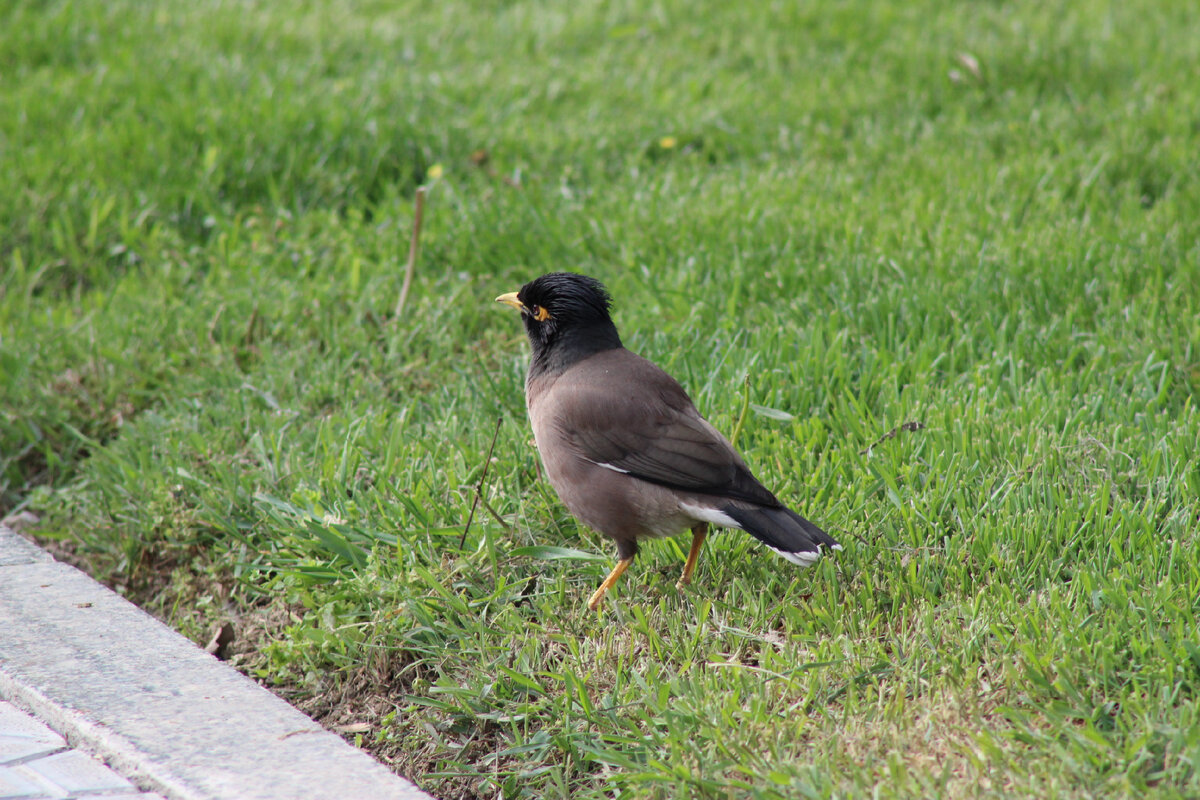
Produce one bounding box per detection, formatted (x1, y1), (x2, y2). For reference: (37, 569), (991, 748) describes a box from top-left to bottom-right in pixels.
(0, 526), (432, 800)
(0, 701), (164, 800)
(0, 701), (66, 765)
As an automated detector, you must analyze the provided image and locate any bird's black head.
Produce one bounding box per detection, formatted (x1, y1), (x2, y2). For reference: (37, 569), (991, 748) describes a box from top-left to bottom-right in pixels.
(496, 272), (623, 374)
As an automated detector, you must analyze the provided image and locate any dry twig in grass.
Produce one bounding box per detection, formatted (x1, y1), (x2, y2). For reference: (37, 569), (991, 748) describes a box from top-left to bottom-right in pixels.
(859, 420), (926, 455)
(394, 185), (427, 319)
(461, 416), (507, 548)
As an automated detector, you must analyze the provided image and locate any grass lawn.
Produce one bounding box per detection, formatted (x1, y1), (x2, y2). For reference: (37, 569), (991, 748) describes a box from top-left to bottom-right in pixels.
(3, 0), (1200, 797)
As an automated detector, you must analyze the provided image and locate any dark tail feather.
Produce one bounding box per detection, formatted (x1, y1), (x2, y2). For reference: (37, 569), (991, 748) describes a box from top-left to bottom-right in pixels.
(722, 505), (840, 567)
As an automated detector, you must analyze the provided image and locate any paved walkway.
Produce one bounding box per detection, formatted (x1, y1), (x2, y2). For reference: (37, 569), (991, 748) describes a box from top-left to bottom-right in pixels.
(0, 525), (433, 800)
(1, 700), (164, 799)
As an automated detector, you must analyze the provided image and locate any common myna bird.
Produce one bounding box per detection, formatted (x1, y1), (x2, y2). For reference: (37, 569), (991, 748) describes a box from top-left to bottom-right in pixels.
(497, 273), (840, 610)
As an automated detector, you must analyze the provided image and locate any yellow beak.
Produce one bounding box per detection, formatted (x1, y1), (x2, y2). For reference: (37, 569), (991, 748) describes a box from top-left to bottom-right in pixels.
(495, 291), (524, 312)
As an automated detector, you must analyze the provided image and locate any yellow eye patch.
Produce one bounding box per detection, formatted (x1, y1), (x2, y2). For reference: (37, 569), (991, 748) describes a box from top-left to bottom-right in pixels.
(532, 305), (551, 322)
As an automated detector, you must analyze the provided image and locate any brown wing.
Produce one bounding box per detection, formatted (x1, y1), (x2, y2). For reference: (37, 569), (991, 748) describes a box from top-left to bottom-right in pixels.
(547, 350), (781, 508)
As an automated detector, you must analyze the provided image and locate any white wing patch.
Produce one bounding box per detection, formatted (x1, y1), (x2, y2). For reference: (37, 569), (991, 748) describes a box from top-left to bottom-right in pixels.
(678, 502), (740, 529)
(587, 460), (630, 474)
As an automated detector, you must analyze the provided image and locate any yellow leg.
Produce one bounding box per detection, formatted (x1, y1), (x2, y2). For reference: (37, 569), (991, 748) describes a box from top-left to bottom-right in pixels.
(676, 523), (708, 589)
(587, 556), (634, 611)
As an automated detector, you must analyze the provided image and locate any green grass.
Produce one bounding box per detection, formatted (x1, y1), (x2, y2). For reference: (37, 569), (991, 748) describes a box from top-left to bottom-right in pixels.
(3, 0), (1200, 797)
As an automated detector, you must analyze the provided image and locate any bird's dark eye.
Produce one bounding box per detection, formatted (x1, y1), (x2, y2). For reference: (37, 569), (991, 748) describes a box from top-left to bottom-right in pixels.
(532, 304), (551, 322)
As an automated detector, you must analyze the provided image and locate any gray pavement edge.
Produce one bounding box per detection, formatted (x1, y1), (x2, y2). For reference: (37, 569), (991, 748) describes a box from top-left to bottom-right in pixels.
(0, 525), (434, 800)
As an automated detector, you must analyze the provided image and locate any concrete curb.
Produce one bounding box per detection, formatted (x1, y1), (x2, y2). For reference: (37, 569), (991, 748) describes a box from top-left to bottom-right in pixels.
(0, 526), (433, 800)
